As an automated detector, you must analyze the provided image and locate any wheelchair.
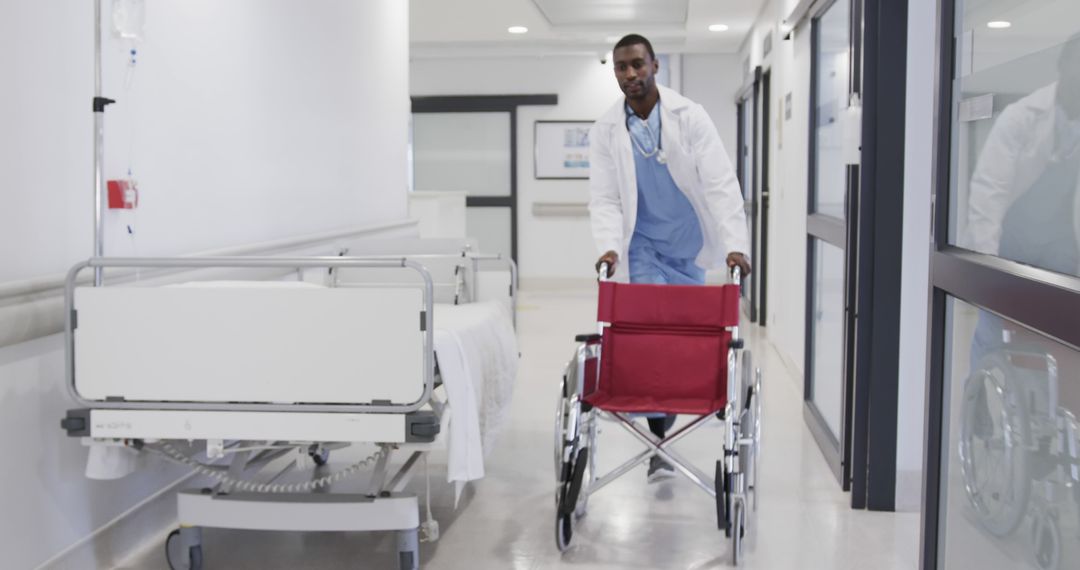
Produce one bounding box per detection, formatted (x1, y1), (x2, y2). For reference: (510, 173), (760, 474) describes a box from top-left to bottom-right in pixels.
(554, 265), (762, 564)
(960, 330), (1080, 570)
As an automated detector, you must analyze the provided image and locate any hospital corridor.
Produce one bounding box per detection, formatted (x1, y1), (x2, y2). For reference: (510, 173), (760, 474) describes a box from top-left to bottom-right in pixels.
(115, 286), (919, 569)
(2, 1), (1079, 570)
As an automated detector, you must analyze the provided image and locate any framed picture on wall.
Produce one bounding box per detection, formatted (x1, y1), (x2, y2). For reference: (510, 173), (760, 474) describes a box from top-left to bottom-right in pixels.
(534, 120), (593, 179)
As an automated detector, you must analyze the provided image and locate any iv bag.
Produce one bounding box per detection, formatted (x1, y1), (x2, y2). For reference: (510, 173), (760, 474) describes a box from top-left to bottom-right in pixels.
(112, 0), (146, 42)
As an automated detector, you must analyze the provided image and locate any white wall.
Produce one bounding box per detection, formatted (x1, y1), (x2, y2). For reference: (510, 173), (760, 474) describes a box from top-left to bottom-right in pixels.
(1, 0), (410, 284)
(0, 1), (410, 567)
(897, 0), (936, 513)
(410, 53), (744, 282)
(683, 54), (744, 157)
(740, 0), (812, 377)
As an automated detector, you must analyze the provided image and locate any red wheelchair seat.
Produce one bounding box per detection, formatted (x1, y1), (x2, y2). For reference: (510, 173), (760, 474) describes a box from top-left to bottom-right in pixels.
(583, 280), (741, 415)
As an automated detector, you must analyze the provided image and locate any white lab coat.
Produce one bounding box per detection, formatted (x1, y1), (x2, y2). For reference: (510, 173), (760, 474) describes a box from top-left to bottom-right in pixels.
(588, 85), (750, 281)
(964, 83), (1080, 261)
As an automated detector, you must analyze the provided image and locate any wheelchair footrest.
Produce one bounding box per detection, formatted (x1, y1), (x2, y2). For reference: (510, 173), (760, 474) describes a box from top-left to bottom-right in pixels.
(715, 460), (729, 532)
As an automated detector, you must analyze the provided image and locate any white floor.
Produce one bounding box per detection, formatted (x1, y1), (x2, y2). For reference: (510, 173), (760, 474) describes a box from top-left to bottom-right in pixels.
(118, 285), (920, 569)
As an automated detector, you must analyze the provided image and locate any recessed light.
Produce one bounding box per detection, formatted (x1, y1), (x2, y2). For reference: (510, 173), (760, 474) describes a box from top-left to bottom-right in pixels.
(987, 21), (1012, 29)
(709, 24), (730, 32)
(508, 26), (529, 34)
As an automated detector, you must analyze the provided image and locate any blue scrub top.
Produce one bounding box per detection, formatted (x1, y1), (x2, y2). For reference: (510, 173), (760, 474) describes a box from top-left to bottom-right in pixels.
(626, 101), (705, 284)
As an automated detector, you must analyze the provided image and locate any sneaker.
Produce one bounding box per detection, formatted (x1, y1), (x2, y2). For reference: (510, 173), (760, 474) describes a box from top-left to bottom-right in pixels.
(647, 456), (675, 483)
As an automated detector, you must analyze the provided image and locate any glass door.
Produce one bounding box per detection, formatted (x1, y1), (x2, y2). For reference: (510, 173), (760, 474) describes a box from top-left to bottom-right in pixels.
(924, 1), (1080, 567)
(412, 111), (515, 259)
(736, 69), (761, 321)
(805, 0), (858, 487)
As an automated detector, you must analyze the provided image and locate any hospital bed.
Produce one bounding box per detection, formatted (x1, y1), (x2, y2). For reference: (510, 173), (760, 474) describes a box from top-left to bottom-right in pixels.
(59, 245), (518, 570)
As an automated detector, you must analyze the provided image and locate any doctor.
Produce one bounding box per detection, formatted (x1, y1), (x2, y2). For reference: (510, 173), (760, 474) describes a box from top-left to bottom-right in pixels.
(964, 33), (1080, 370)
(964, 32), (1080, 272)
(588, 34), (751, 481)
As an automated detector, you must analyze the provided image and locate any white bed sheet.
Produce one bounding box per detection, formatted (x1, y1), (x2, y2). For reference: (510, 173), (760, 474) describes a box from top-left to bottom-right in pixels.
(432, 301), (518, 495)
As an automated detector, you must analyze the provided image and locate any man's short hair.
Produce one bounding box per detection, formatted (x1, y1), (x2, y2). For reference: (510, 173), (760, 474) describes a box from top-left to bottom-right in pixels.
(613, 34), (656, 60)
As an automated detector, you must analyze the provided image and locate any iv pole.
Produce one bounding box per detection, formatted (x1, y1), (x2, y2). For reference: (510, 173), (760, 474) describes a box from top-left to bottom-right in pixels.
(92, 0), (114, 285)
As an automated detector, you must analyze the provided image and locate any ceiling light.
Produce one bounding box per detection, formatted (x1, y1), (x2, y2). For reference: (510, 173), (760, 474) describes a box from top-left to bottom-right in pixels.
(508, 26), (529, 34)
(709, 24), (730, 32)
(606, 35), (622, 43)
(987, 21), (1012, 29)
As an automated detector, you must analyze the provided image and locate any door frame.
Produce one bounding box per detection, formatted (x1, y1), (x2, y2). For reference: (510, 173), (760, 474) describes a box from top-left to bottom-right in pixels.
(759, 69), (771, 327)
(736, 67), (763, 323)
(804, 0), (856, 489)
(411, 94), (557, 262)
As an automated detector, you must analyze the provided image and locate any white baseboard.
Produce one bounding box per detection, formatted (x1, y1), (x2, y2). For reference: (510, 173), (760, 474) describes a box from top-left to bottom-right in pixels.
(37, 474), (194, 570)
(895, 469), (924, 513)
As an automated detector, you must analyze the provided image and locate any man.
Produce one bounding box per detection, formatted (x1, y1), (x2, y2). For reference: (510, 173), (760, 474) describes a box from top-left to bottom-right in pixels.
(964, 32), (1080, 371)
(588, 34), (752, 482)
(963, 32), (1080, 276)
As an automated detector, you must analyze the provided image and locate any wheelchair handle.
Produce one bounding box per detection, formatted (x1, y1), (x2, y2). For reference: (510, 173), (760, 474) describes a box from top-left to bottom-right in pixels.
(598, 262), (611, 282)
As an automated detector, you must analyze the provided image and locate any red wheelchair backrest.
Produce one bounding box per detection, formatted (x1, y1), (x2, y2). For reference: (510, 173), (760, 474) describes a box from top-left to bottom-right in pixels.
(585, 281), (741, 415)
(597, 281), (741, 328)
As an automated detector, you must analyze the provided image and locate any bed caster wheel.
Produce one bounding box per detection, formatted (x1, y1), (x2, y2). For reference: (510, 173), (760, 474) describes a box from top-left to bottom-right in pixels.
(397, 528), (420, 570)
(730, 498), (746, 565)
(165, 528), (203, 570)
(308, 444), (330, 466)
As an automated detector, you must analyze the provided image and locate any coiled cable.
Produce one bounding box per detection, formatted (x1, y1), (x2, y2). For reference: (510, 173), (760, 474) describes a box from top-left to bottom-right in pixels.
(149, 441), (386, 494)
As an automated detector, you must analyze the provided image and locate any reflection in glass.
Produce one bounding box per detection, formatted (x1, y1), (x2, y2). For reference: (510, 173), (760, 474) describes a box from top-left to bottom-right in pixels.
(810, 239), (845, 438)
(812, 0), (851, 219)
(954, 28), (1080, 277)
(942, 298), (1080, 569)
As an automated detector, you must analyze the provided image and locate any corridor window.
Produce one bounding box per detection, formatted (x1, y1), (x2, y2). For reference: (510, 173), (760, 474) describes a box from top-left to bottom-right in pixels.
(811, 0), (851, 220)
(948, 1), (1080, 278)
(938, 297), (1079, 569)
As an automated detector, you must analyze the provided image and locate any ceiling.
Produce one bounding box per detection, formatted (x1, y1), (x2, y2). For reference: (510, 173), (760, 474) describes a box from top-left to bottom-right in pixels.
(410, 0), (768, 58)
(963, 0), (1079, 74)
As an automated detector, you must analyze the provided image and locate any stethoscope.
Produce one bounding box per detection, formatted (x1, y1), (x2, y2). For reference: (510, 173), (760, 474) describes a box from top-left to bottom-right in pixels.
(625, 104), (668, 165)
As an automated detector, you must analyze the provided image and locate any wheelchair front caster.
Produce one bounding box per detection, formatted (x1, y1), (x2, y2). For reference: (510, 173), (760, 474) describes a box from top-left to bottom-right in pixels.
(555, 446), (589, 552)
(730, 498), (746, 565)
(1031, 511), (1061, 570)
(165, 528), (203, 570)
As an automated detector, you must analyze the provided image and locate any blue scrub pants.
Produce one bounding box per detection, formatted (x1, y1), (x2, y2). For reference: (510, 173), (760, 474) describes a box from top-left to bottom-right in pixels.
(628, 237), (706, 286)
(628, 236), (705, 440)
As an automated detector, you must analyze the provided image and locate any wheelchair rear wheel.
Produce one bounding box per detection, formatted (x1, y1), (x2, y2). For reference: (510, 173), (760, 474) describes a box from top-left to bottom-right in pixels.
(959, 352), (1031, 537)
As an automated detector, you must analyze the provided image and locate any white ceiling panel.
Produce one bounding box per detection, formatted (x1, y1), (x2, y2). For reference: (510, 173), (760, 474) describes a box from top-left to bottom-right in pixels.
(532, 0), (689, 26)
(410, 0), (767, 57)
